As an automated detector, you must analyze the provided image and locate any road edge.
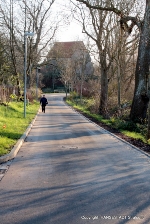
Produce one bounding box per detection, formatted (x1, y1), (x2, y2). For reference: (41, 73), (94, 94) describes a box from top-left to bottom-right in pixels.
(64, 101), (150, 158)
(0, 108), (40, 164)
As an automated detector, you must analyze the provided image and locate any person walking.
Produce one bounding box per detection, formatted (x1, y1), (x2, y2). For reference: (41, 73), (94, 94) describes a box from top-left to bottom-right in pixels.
(40, 95), (48, 113)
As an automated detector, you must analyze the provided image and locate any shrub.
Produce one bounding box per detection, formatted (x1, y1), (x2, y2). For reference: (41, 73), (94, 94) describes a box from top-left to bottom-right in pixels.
(42, 88), (53, 93)
(68, 91), (79, 101)
(10, 94), (17, 101)
(117, 120), (141, 132)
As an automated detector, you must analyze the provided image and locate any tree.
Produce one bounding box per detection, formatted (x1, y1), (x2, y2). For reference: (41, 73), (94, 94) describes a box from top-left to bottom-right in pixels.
(108, 18), (139, 108)
(0, 34), (12, 85)
(71, 0), (123, 117)
(0, 0), (59, 90)
(71, 48), (93, 101)
(75, 0), (150, 122)
(42, 59), (62, 92)
(45, 41), (94, 96)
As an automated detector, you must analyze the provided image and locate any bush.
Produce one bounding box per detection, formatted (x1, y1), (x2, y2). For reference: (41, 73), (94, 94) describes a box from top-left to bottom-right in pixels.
(82, 98), (95, 111)
(68, 91), (79, 101)
(117, 120), (141, 132)
(10, 94), (17, 101)
(42, 88), (53, 93)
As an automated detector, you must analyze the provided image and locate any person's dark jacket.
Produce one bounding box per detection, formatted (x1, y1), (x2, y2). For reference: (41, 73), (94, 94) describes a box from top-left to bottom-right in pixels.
(40, 97), (48, 106)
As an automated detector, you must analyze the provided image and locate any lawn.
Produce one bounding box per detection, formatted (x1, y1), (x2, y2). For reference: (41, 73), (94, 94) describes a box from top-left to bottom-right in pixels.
(0, 101), (39, 156)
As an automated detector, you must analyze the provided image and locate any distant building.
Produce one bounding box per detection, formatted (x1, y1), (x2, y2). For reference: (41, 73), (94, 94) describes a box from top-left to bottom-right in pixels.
(44, 41), (94, 94)
(48, 41), (86, 58)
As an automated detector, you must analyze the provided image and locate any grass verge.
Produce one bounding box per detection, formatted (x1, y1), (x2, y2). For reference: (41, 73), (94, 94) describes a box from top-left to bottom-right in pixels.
(0, 101), (39, 156)
(66, 99), (148, 145)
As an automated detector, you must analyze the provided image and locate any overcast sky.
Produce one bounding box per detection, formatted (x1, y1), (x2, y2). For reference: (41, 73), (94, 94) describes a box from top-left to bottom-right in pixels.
(51, 0), (85, 42)
(57, 22), (85, 42)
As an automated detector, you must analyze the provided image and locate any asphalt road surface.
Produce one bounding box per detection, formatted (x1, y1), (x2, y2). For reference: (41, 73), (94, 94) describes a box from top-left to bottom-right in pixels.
(0, 93), (150, 224)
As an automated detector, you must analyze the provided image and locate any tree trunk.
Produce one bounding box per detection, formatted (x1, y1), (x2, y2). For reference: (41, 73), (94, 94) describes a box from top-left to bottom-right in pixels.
(10, 0), (21, 97)
(99, 65), (109, 118)
(117, 50), (121, 108)
(147, 67), (150, 139)
(130, 1), (150, 121)
(98, 48), (109, 118)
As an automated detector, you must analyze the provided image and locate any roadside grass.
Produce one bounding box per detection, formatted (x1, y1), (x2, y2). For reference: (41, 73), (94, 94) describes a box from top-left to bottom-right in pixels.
(121, 131), (146, 143)
(66, 98), (148, 145)
(0, 101), (39, 156)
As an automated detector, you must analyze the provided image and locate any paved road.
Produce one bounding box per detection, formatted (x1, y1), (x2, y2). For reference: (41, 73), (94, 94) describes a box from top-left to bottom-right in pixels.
(0, 93), (150, 224)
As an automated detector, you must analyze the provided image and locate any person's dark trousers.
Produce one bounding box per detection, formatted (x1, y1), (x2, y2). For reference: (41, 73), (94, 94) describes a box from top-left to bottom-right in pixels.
(42, 104), (46, 113)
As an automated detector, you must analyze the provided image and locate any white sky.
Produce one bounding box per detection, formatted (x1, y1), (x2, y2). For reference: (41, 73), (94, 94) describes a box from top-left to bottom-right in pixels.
(51, 0), (85, 42)
(57, 22), (85, 42)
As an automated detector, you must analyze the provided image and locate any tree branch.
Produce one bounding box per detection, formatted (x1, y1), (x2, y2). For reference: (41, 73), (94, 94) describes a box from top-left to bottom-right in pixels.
(75, 0), (142, 30)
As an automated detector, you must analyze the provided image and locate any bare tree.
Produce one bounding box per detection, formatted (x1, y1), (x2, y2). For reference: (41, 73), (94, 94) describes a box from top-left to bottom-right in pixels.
(0, 34), (11, 85)
(75, 0), (150, 122)
(0, 0), (60, 91)
(108, 16), (139, 108)
(71, 0), (122, 117)
(45, 41), (94, 96)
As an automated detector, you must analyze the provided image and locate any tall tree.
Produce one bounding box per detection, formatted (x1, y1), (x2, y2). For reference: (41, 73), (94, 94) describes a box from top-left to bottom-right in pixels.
(108, 18), (139, 108)
(0, 0), (59, 89)
(0, 34), (11, 85)
(75, 0), (149, 121)
(71, 0), (126, 117)
(45, 41), (94, 95)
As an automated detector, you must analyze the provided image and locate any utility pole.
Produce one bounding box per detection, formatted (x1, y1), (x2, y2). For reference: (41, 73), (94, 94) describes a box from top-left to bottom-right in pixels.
(23, 0), (27, 118)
